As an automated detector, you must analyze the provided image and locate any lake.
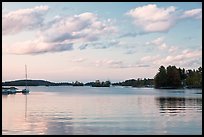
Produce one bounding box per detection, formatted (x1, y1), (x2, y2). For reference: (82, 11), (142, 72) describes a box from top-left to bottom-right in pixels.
(2, 86), (202, 135)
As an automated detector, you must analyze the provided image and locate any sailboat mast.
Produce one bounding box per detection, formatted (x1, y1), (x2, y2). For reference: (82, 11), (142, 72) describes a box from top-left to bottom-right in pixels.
(25, 64), (27, 90)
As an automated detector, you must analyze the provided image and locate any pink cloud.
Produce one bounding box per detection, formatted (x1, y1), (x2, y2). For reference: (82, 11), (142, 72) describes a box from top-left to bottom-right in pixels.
(3, 5), (49, 35)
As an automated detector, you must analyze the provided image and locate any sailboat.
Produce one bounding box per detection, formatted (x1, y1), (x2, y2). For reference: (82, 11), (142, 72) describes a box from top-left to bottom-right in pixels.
(22, 65), (30, 94)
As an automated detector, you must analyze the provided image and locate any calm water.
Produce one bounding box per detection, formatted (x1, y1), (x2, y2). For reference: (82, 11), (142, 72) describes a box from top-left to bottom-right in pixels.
(2, 86), (202, 135)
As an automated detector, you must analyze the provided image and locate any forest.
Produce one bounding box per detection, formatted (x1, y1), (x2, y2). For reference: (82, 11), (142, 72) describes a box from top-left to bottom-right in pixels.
(154, 65), (202, 89)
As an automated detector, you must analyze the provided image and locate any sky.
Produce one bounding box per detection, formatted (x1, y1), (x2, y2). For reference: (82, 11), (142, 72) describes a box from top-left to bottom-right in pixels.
(2, 2), (202, 83)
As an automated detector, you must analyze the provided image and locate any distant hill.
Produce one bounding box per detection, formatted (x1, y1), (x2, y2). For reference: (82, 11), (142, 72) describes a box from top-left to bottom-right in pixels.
(2, 79), (154, 88)
(2, 79), (72, 86)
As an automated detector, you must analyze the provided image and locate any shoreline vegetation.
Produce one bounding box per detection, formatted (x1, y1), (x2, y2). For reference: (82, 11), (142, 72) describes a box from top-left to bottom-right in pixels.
(2, 65), (202, 89)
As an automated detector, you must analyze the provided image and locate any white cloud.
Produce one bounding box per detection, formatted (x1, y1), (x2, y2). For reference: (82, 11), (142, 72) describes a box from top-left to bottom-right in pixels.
(146, 36), (180, 51)
(72, 58), (86, 62)
(149, 36), (165, 45)
(95, 59), (123, 68)
(95, 59), (150, 68)
(160, 49), (202, 67)
(141, 55), (161, 63)
(127, 4), (176, 32)
(146, 36), (168, 50)
(181, 8), (202, 19)
(2, 5), (49, 35)
(168, 46), (178, 53)
(127, 4), (202, 33)
(140, 49), (202, 68)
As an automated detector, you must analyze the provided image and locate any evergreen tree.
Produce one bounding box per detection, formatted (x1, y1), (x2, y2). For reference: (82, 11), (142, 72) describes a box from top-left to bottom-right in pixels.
(154, 66), (167, 88)
(166, 65), (181, 88)
(186, 67), (202, 88)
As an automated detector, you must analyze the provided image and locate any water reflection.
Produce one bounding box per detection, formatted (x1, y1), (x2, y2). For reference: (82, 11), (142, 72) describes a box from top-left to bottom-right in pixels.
(155, 97), (202, 114)
(45, 118), (74, 135)
(2, 87), (202, 135)
(24, 94), (28, 120)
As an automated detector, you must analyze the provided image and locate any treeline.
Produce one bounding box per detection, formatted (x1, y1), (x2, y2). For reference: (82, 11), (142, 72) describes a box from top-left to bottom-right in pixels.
(112, 78), (154, 87)
(154, 65), (202, 89)
(2, 66), (202, 89)
(2, 79), (111, 87)
(85, 80), (111, 87)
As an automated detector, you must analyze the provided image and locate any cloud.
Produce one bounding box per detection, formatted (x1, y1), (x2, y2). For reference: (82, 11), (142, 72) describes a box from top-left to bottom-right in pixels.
(123, 45), (139, 54)
(168, 46), (178, 53)
(95, 59), (123, 67)
(79, 44), (89, 50)
(6, 40), (73, 55)
(159, 49), (202, 67)
(140, 49), (202, 68)
(93, 39), (120, 49)
(140, 55), (161, 63)
(119, 32), (139, 38)
(146, 36), (168, 50)
(95, 59), (150, 68)
(2, 5), (49, 35)
(71, 58), (86, 63)
(136, 64), (150, 67)
(118, 31), (149, 38)
(78, 39), (121, 50)
(145, 36), (179, 51)
(4, 11), (117, 55)
(127, 4), (177, 33)
(181, 8), (202, 19)
(39, 12), (117, 44)
(126, 4), (202, 33)
(146, 37), (164, 45)
(124, 50), (137, 55)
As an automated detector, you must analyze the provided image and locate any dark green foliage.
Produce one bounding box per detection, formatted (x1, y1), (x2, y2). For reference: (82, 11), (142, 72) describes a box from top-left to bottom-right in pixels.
(154, 65), (202, 89)
(178, 68), (187, 81)
(112, 78), (154, 87)
(72, 81), (84, 86)
(186, 67), (202, 88)
(84, 82), (95, 86)
(122, 79), (137, 86)
(166, 65), (181, 88)
(91, 80), (111, 87)
(154, 66), (167, 88)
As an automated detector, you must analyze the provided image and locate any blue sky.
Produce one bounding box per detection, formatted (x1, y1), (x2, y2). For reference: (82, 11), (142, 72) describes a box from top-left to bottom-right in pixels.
(2, 2), (202, 82)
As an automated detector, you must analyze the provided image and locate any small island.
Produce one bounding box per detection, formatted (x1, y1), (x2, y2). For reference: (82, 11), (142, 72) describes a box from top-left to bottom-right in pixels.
(91, 80), (111, 87)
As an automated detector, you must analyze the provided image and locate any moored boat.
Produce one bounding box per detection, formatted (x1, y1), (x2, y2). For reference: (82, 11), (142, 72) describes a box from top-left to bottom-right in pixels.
(22, 65), (30, 94)
(22, 88), (30, 94)
(2, 87), (18, 94)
